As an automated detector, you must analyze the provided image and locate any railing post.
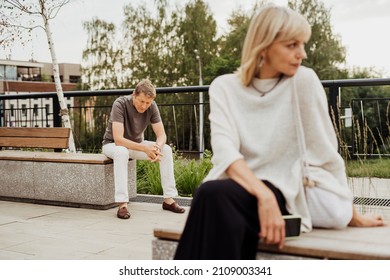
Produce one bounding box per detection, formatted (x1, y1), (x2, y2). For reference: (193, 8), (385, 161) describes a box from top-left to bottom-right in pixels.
(328, 84), (340, 134)
(0, 100), (3, 127)
(52, 96), (61, 127)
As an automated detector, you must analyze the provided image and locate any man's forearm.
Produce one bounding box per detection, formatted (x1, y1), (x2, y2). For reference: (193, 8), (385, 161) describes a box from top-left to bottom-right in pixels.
(155, 135), (167, 148)
(114, 137), (146, 152)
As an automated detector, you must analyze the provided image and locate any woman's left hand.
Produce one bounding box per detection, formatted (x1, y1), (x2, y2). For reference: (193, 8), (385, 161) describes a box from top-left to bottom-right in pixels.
(256, 187), (286, 249)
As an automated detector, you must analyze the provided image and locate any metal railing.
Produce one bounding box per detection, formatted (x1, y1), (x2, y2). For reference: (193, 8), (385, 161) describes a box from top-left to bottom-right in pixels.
(1, 79), (389, 157)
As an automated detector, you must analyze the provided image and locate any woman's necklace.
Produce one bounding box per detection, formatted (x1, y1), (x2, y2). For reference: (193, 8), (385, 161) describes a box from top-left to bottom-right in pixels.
(251, 75), (284, 97)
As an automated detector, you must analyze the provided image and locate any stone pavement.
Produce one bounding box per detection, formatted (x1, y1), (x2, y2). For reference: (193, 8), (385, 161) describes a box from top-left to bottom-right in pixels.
(1, 178), (389, 260)
(0, 197), (190, 260)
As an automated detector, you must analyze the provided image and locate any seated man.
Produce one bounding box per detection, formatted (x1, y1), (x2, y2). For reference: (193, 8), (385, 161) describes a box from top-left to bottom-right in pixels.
(102, 79), (185, 219)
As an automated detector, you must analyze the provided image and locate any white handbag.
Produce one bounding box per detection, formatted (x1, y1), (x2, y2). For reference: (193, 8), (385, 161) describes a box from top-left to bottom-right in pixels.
(291, 76), (353, 229)
(292, 76), (316, 188)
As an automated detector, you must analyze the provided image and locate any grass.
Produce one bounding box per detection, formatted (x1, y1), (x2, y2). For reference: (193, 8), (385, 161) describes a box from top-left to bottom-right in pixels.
(331, 105), (390, 178)
(174, 150), (213, 197)
(136, 149), (213, 197)
(137, 158), (163, 195)
(137, 149), (390, 196)
(345, 158), (390, 178)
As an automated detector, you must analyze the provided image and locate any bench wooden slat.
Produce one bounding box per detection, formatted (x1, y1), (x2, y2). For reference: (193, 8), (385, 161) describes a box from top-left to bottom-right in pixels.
(154, 227), (183, 241)
(154, 225), (390, 260)
(0, 127), (70, 149)
(0, 127), (70, 138)
(0, 137), (69, 149)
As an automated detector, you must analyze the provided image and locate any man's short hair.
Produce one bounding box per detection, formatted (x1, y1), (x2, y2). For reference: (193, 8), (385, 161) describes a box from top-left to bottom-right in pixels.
(134, 79), (157, 98)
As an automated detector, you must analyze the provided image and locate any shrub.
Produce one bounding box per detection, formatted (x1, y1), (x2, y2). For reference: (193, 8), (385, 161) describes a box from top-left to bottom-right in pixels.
(174, 150), (213, 197)
(136, 149), (213, 196)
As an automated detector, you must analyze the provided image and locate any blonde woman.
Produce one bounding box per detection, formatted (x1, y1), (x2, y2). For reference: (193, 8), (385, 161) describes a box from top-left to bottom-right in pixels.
(174, 5), (383, 260)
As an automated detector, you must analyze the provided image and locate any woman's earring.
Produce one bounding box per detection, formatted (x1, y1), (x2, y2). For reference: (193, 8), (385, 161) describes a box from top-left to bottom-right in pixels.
(259, 58), (264, 69)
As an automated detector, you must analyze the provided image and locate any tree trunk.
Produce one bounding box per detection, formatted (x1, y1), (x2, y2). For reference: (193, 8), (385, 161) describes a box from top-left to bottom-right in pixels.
(40, 2), (76, 152)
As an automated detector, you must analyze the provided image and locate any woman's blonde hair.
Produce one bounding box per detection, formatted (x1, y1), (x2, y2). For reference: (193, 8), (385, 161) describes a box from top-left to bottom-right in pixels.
(238, 5), (311, 86)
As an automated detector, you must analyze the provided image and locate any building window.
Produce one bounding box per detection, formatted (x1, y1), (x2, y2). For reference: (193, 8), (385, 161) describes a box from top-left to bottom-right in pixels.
(33, 104), (38, 116)
(10, 104), (14, 117)
(5, 65), (17, 80)
(69, 75), (81, 83)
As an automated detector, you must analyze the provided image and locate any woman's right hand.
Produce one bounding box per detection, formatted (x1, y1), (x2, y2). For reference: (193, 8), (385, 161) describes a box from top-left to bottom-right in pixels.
(256, 188), (286, 249)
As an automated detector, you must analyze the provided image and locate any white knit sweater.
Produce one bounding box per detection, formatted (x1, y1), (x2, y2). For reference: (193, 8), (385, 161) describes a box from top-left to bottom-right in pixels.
(204, 66), (353, 231)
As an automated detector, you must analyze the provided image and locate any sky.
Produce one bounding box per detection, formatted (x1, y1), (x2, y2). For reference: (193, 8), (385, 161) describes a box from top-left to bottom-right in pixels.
(1, 0), (390, 77)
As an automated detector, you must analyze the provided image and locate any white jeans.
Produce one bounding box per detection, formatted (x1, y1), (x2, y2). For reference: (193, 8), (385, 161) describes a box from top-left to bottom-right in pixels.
(103, 141), (178, 202)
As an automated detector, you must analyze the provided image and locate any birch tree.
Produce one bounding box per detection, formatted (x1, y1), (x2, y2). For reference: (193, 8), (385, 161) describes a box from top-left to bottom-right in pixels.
(0, 0), (76, 152)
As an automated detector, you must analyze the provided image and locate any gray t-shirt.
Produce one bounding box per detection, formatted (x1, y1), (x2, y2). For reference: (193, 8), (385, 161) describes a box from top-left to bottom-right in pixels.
(102, 95), (161, 145)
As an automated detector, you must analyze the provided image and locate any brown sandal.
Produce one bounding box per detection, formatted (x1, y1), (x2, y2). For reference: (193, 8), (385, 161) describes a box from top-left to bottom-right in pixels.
(117, 207), (131, 219)
(162, 202), (185, 213)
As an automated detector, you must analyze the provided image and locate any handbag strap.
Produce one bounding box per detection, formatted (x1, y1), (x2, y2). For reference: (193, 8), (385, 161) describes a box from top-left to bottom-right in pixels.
(292, 76), (315, 187)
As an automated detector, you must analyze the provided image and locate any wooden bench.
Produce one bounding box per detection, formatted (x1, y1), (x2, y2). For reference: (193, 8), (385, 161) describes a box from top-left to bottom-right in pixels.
(0, 127), (71, 150)
(0, 127), (136, 209)
(152, 225), (390, 260)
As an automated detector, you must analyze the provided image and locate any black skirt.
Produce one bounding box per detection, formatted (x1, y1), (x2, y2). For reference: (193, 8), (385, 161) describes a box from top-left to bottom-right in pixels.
(174, 179), (289, 260)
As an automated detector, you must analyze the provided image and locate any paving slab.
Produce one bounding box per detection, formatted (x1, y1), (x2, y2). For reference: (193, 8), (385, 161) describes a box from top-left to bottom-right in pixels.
(1, 179), (389, 260)
(0, 199), (189, 260)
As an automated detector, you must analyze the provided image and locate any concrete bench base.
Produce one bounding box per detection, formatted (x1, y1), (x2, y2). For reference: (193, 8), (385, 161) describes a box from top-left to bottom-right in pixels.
(152, 239), (314, 260)
(0, 151), (136, 209)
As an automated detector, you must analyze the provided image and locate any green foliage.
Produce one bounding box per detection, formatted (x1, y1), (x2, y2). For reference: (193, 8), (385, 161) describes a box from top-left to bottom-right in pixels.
(120, 1), (184, 87)
(81, 0), (220, 88)
(206, 9), (248, 79)
(346, 158), (390, 178)
(174, 150), (213, 196)
(333, 100), (390, 163)
(79, 0), (387, 154)
(137, 158), (163, 195)
(178, 0), (219, 85)
(82, 18), (122, 90)
(136, 149), (213, 196)
(351, 110), (390, 158)
(206, 56), (239, 79)
(80, 0), (383, 87)
(207, 0), (266, 79)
